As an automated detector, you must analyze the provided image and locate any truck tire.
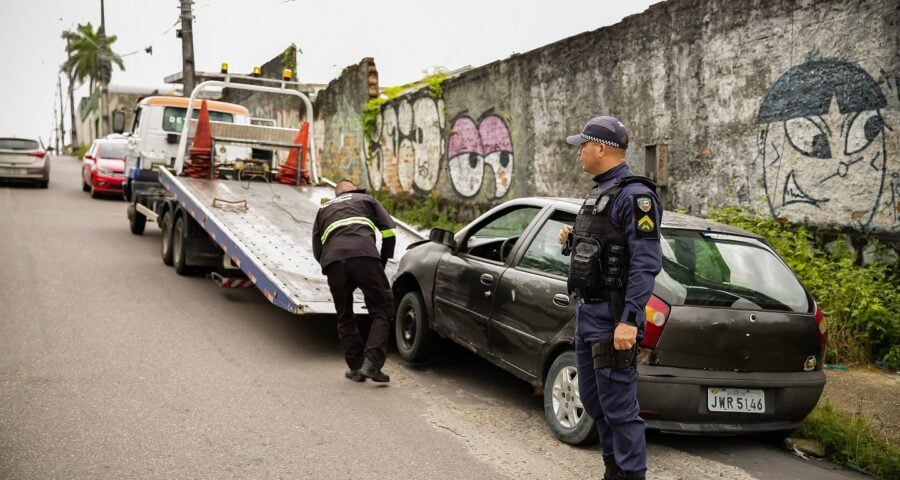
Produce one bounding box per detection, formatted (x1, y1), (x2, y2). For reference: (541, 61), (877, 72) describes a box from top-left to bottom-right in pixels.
(160, 211), (174, 266)
(172, 215), (190, 275)
(394, 291), (435, 362)
(128, 203), (146, 235)
(543, 351), (597, 445)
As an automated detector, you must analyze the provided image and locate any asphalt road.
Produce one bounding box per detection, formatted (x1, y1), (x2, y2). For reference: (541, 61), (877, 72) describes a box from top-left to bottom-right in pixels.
(0, 157), (867, 480)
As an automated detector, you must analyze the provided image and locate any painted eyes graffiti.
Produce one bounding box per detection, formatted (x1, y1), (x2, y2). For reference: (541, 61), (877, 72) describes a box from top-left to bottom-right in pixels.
(447, 114), (514, 198)
(783, 110), (885, 159)
(845, 111), (884, 156)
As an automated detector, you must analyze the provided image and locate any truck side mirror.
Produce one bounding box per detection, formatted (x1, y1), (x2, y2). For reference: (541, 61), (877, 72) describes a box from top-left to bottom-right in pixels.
(112, 110), (126, 134)
(429, 228), (456, 250)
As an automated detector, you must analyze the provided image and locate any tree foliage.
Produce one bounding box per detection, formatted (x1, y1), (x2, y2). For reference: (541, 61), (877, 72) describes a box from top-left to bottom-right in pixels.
(60, 22), (125, 91)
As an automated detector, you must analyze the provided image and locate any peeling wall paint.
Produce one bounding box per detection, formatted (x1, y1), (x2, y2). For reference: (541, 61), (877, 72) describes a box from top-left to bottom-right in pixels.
(313, 0), (898, 235)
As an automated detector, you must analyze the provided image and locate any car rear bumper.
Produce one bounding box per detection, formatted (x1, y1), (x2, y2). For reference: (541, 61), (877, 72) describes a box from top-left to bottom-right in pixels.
(637, 365), (825, 433)
(0, 165), (49, 180)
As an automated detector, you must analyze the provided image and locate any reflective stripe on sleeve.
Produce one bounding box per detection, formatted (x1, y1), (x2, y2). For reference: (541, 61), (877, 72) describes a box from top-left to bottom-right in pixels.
(321, 216), (377, 244)
(380, 228), (396, 238)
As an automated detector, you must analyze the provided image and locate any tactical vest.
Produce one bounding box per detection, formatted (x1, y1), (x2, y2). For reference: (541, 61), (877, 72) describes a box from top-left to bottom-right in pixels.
(567, 175), (657, 301)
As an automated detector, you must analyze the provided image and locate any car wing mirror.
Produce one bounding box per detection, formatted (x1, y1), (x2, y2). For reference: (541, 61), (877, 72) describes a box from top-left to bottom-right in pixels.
(429, 228), (457, 250)
(112, 110), (126, 134)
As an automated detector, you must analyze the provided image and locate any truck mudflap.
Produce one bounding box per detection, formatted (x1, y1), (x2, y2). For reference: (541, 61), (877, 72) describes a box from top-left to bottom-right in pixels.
(158, 168), (421, 315)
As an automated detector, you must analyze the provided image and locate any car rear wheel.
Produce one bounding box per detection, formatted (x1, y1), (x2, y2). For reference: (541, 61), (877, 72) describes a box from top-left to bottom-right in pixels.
(38, 180), (48, 189)
(544, 351), (597, 445)
(395, 290), (435, 362)
(160, 211), (174, 266)
(128, 203), (146, 235)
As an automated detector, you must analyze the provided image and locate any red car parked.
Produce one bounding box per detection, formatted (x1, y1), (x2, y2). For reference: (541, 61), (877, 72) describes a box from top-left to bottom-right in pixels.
(82, 138), (128, 198)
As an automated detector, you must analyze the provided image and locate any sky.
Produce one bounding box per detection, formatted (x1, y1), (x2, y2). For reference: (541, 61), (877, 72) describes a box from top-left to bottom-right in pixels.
(0, 0), (659, 146)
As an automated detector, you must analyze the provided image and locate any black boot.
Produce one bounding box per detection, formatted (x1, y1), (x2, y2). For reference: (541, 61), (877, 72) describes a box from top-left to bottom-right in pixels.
(345, 368), (365, 382)
(615, 471), (645, 480)
(603, 455), (622, 480)
(360, 358), (390, 383)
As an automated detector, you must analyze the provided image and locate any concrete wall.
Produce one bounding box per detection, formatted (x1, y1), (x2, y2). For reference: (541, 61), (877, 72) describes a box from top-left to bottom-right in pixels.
(315, 0), (900, 235)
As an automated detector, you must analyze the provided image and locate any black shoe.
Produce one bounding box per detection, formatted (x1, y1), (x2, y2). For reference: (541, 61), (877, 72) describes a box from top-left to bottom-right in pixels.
(614, 472), (645, 480)
(345, 369), (365, 382)
(603, 455), (622, 480)
(360, 358), (390, 383)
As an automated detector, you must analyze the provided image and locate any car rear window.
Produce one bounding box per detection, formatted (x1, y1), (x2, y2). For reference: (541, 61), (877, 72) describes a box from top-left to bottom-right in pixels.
(0, 138), (40, 150)
(656, 230), (809, 312)
(162, 107), (235, 132)
(97, 143), (127, 159)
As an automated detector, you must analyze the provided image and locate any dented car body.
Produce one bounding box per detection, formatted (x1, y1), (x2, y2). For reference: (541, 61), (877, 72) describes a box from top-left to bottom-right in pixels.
(391, 197), (826, 444)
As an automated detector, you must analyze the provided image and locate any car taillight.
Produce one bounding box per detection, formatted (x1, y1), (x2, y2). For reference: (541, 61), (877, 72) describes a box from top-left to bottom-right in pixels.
(28, 151), (46, 159)
(641, 295), (670, 349)
(814, 301), (827, 358)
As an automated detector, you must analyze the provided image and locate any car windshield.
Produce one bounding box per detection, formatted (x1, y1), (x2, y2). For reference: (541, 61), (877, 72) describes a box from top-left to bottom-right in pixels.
(97, 143), (127, 159)
(162, 107), (235, 133)
(656, 230), (809, 312)
(0, 138), (40, 150)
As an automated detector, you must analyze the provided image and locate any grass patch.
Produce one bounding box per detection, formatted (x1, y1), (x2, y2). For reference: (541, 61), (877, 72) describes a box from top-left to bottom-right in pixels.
(797, 400), (900, 479)
(371, 190), (464, 232)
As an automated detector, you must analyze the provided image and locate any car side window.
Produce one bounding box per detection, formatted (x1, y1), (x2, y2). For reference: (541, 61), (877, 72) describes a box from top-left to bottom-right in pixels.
(131, 107), (142, 134)
(517, 210), (576, 277)
(464, 206), (541, 262)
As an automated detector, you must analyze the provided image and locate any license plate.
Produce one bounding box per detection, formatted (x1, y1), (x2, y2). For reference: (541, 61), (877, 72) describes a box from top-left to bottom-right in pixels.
(0, 167), (24, 175)
(707, 388), (765, 413)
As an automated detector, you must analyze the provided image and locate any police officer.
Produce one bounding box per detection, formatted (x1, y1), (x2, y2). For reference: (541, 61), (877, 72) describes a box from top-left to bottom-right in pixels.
(313, 179), (397, 383)
(557, 116), (662, 480)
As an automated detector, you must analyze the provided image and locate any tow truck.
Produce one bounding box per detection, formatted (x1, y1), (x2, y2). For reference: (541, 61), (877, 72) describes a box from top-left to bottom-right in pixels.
(127, 72), (421, 315)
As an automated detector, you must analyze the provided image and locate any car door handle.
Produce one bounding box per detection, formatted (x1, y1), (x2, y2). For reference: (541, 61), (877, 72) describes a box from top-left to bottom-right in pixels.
(553, 293), (570, 307)
(480, 273), (494, 285)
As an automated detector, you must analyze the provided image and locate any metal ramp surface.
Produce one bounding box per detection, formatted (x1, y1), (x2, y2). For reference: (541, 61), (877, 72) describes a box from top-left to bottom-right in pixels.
(159, 169), (421, 315)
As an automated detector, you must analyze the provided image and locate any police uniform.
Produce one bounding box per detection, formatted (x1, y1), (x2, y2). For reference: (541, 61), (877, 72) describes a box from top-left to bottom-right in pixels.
(564, 117), (662, 480)
(312, 188), (397, 379)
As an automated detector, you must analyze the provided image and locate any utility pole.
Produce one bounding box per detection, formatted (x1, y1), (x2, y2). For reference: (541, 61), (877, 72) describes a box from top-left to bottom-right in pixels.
(179, 0), (195, 96)
(98, 0), (111, 137)
(57, 75), (65, 152)
(52, 87), (60, 153)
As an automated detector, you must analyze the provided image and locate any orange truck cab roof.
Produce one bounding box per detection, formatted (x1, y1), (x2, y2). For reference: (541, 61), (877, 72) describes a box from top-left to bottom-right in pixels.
(137, 96), (250, 116)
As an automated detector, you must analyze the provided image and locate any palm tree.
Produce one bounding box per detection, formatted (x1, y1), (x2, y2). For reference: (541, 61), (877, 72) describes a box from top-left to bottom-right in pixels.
(60, 22), (125, 145)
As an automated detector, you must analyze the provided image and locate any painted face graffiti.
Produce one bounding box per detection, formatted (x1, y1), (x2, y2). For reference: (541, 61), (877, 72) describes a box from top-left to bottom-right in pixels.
(447, 113), (514, 198)
(757, 58), (892, 229)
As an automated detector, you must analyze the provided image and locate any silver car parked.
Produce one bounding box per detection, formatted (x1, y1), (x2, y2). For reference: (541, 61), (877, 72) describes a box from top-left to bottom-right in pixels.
(0, 137), (50, 188)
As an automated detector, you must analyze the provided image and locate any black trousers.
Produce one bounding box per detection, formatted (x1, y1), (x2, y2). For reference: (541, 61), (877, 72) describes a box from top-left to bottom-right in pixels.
(324, 257), (393, 370)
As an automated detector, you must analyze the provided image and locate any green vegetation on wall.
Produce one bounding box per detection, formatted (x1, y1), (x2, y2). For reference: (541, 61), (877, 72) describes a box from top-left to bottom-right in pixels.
(280, 43), (300, 76)
(708, 207), (900, 368)
(360, 67), (448, 140)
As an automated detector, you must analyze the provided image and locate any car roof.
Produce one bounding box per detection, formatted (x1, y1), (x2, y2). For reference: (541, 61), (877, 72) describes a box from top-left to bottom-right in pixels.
(509, 196), (763, 240)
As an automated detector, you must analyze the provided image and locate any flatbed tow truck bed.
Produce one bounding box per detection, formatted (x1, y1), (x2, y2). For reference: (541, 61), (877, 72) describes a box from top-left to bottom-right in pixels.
(158, 168), (420, 315)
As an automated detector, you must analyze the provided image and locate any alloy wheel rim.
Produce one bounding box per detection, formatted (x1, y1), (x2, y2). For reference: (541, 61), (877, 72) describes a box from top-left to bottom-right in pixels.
(551, 365), (584, 429)
(401, 309), (416, 346)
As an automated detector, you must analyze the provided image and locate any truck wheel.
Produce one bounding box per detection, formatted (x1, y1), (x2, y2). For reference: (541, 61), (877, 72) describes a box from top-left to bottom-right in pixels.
(172, 215), (192, 276)
(160, 211), (174, 266)
(394, 291), (435, 362)
(544, 351), (597, 445)
(128, 203), (146, 235)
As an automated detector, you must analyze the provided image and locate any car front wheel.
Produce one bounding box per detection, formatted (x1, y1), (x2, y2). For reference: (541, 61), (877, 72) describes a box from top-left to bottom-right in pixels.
(394, 290), (435, 362)
(544, 350), (597, 445)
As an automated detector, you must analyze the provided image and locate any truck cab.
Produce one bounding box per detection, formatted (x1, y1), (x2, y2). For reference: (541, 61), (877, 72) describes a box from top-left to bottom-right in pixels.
(123, 96), (252, 200)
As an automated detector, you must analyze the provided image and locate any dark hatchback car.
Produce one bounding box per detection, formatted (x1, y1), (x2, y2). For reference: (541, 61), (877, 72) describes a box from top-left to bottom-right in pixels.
(391, 197), (826, 445)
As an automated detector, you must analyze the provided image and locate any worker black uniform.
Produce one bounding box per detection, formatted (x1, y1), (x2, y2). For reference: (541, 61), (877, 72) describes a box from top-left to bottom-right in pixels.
(312, 189), (397, 373)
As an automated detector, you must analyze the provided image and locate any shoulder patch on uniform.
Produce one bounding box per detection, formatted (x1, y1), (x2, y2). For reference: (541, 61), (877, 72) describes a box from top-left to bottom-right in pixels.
(636, 196), (652, 213)
(632, 194), (659, 239)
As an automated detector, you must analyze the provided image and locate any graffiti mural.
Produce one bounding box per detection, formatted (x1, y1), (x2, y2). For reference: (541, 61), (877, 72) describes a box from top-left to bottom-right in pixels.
(756, 57), (897, 230)
(365, 95), (444, 194)
(447, 112), (514, 198)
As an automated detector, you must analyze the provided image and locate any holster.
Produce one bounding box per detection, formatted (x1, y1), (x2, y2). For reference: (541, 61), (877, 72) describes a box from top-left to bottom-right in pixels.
(591, 341), (638, 369)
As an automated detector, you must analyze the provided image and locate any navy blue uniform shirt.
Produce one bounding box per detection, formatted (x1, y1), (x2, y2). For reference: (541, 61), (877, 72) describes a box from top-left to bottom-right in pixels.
(575, 163), (663, 342)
